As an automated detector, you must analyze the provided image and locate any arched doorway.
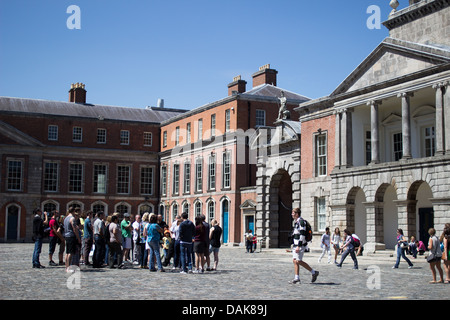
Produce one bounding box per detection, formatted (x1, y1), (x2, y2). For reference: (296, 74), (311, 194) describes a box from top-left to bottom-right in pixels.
(221, 198), (229, 244)
(373, 183), (398, 249)
(346, 187), (367, 244)
(408, 181), (433, 244)
(269, 169), (292, 248)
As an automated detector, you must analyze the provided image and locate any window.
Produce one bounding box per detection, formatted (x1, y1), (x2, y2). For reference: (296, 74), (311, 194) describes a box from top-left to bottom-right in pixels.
(115, 203), (130, 215)
(172, 202), (178, 221)
(195, 158), (203, 192)
(97, 128), (106, 144)
(315, 133), (327, 176)
(256, 109), (266, 127)
(161, 166), (167, 196)
(186, 123), (191, 144)
(7, 160), (23, 191)
(93, 164), (107, 193)
(208, 201), (215, 222)
(44, 162), (59, 192)
(92, 202), (106, 215)
(222, 151), (231, 189)
(225, 110), (231, 132)
(197, 119), (203, 141)
(211, 114), (216, 137)
(182, 202), (189, 215)
(163, 131), (167, 147)
(43, 201), (57, 214)
(144, 132), (153, 147)
(365, 131), (371, 165)
(195, 201), (202, 217)
(173, 164), (180, 195)
(424, 126), (435, 157)
(140, 166), (154, 195)
(120, 130), (130, 145)
(69, 163), (83, 193)
(393, 132), (402, 161)
(73, 127), (82, 142)
(184, 162), (190, 194)
(117, 165), (131, 194)
(48, 125), (58, 141)
(316, 197), (326, 231)
(208, 154), (216, 190)
(175, 127), (180, 146)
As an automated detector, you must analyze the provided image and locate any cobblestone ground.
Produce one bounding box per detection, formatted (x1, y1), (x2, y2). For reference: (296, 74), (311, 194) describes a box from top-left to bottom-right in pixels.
(0, 243), (448, 301)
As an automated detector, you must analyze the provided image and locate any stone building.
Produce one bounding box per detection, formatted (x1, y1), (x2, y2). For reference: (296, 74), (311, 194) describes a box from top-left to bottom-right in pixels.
(0, 84), (185, 241)
(295, 0), (450, 252)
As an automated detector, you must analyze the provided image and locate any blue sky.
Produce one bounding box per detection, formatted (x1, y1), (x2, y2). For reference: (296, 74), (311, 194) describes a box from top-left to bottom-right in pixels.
(0, 0), (408, 110)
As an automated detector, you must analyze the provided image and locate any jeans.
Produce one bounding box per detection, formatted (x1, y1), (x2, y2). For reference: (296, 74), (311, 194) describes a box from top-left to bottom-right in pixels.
(148, 240), (162, 270)
(173, 240), (181, 268)
(180, 242), (193, 272)
(338, 247), (358, 268)
(394, 246), (413, 268)
(32, 238), (43, 266)
(93, 236), (105, 267)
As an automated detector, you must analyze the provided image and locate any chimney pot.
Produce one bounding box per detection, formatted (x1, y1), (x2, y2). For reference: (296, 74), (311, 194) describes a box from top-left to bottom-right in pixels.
(227, 75), (247, 96)
(252, 64), (277, 88)
(69, 82), (87, 104)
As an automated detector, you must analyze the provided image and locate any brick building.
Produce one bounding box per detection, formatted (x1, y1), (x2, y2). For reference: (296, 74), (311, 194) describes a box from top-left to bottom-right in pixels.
(0, 84), (186, 241)
(159, 65), (309, 245)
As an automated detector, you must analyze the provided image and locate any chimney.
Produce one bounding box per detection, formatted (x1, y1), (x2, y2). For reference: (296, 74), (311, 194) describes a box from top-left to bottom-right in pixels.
(227, 75), (247, 96)
(69, 83), (87, 103)
(157, 98), (164, 108)
(252, 64), (278, 88)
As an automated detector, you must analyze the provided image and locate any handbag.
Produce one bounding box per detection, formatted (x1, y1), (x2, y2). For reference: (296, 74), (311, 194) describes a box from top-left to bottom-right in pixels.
(427, 236), (441, 263)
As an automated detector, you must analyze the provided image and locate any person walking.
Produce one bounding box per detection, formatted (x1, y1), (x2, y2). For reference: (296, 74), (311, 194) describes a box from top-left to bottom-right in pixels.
(442, 223), (450, 284)
(331, 227), (341, 265)
(427, 227), (444, 284)
(209, 219), (222, 271)
(393, 229), (413, 269)
(336, 229), (358, 270)
(32, 208), (48, 268)
(318, 227), (332, 264)
(289, 208), (319, 284)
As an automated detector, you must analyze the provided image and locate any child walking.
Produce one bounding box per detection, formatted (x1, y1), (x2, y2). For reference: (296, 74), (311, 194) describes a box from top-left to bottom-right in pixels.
(318, 227), (332, 264)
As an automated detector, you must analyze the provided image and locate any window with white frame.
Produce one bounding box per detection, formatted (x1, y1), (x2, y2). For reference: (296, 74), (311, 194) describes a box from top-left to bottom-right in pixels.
(316, 197), (326, 231)
(423, 126), (435, 157)
(115, 203), (130, 215)
(208, 154), (216, 190)
(211, 114), (216, 137)
(144, 132), (153, 147)
(97, 128), (106, 144)
(208, 200), (215, 222)
(7, 159), (23, 191)
(195, 201), (202, 217)
(72, 127), (82, 142)
(195, 158), (203, 192)
(173, 163), (180, 195)
(172, 202), (178, 221)
(163, 131), (167, 147)
(184, 162), (190, 194)
(93, 164), (107, 193)
(92, 202), (106, 215)
(393, 132), (403, 161)
(44, 161), (59, 192)
(315, 133), (327, 177)
(222, 151), (231, 189)
(255, 109), (266, 127)
(161, 165), (167, 196)
(186, 123), (191, 144)
(225, 110), (231, 132)
(182, 202), (189, 215)
(69, 163), (83, 193)
(175, 126), (180, 146)
(197, 119), (203, 141)
(48, 125), (58, 141)
(140, 166), (153, 195)
(117, 165), (131, 194)
(120, 130), (130, 145)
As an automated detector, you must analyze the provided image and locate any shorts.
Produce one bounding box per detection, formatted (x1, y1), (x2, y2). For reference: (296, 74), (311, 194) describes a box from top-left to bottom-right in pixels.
(292, 246), (305, 261)
(209, 245), (220, 254)
(122, 237), (132, 249)
(194, 241), (205, 253)
(48, 236), (58, 254)
(65, 237), (77, 255)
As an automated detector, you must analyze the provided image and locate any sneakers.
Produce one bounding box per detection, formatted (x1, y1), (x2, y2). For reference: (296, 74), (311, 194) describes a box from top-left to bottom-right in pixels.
(49, 260), (58, 266)
(289, 278), (301, 284)
(311, 271), (319, 283)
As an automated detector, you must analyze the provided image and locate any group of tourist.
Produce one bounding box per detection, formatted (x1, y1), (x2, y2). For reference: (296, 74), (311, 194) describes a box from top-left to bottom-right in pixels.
(31, 207), (223, 274)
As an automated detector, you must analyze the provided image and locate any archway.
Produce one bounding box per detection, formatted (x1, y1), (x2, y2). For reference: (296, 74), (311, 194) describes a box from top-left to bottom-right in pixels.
(373, 183), (398, 249)
(269, 169), (293, 248)
(346, 187), (367, 244)
(408, 181), (433, 244)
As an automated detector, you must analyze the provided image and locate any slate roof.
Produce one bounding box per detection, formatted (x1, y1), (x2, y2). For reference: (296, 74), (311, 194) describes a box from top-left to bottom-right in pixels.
(0, 96), (187, 124)
(241, 84), (310, 103)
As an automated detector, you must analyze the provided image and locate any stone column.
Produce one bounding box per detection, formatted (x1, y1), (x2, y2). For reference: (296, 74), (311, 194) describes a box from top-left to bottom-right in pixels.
(341, 108), (353, 168)
(367, 100), (381, 164)
(398, 92), (413, 160)
(363, 201), (385, 253)
(433, 82), (445, 155)
(444, 81), (450, 154)
(334, 110), (342, 168)
(394, 199), (416, 239)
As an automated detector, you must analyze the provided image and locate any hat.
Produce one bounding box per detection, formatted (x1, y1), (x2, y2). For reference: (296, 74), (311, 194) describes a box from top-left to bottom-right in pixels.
(164, 230), (170, 235)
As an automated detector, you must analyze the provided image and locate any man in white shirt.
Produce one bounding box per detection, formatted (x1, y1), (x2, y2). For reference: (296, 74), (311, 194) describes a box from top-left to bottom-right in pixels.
(290, 208), (319, 284)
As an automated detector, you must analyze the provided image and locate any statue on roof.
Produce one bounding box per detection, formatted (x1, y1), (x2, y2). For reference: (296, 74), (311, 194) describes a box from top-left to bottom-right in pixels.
(276, 91), (290, 121)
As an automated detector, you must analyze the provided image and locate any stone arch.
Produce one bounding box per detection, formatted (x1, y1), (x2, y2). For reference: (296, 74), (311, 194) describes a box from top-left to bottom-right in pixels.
(373, 183), (398, 249)
(346, 187), (367, 244)
(407, 180), (434, 243)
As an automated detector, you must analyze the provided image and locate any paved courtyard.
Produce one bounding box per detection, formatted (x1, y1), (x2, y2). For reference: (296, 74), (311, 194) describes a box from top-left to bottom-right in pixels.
(0, 243), (448, 302)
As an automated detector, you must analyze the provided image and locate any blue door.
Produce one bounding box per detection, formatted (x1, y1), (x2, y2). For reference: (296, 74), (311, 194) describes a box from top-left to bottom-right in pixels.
(247, 216), (254, 235)
(222, 200), (229, 243)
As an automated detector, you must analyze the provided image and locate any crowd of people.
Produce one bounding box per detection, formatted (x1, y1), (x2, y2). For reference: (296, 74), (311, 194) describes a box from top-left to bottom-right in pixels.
(31, 206), (450, 284)
(31, 207), (223, 274)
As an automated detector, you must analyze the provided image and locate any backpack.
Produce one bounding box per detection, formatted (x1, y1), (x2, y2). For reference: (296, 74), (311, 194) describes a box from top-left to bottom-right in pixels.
(299, 218), (313, 243)
(350, 234), (360, 247)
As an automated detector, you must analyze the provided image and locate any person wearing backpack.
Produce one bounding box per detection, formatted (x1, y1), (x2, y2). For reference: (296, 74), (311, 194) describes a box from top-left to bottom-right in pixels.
(289, 208), (319, 284)
(336, 229), (358, 269)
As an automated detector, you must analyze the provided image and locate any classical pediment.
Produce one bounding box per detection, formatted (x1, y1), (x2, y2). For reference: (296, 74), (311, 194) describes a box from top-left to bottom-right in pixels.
(0, 120), (45, 147)
(332, 37), (450, 96)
